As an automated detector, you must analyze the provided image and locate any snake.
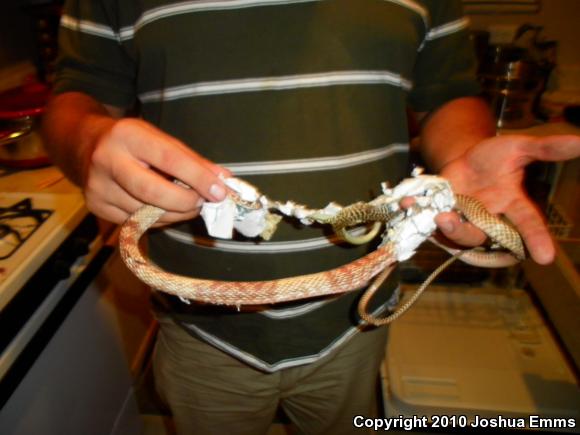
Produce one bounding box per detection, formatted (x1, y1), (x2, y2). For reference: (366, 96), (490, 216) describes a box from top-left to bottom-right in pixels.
(119, 179), (525, 326)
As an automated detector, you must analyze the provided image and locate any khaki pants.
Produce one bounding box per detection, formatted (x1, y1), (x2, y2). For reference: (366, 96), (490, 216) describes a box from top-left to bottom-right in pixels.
(153, 317), (388, 435)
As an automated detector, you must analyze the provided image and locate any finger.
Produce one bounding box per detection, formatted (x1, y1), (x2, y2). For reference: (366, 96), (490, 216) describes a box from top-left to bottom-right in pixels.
(94, 194), (201, 227)
(518, 134), (580, 165)
(88, 163), (206, 227)
(119, 121), (228, 201)
(503, 196), (554, 264)
(85, 171), (139, 221)
(111, 158), (205, 212)
(102, 180), (202, 225)
(435, 211), (487, 247)
(88, 174), (145, 212)
(86, 200), (130, 225)
(399, 196), (415, 209)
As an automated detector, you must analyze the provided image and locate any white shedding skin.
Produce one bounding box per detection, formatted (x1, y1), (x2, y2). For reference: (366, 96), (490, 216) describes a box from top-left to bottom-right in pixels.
(382, 174), (455, 261)
(200, 172), (455, 252)
(200, 198), (237, 238)
(201, 178), (268, 238)
(224, 177), (260, 202)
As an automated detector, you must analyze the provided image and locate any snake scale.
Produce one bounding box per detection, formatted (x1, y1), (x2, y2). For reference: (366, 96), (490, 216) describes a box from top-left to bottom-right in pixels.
(119, 175), (525, 325)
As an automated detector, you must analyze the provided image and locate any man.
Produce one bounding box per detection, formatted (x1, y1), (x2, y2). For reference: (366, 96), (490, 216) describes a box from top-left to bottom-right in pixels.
(43, 1), (579, 434)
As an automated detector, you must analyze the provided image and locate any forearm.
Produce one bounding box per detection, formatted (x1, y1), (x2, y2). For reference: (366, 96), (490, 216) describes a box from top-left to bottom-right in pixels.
(418, 97), (496, 172)
(42, 92), (120, 186)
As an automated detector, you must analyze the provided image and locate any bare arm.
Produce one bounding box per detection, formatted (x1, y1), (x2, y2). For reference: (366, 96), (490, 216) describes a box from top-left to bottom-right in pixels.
(42, 92), (120, 186)
(417, 96), (496, 171)
(42, 91), (229, 225)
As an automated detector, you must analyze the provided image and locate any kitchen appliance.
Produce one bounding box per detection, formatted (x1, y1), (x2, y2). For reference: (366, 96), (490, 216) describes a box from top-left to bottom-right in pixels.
(480, 46), (546, 129)
(479, 25), (557, 129)
(0, 190), (142, 435)
(0, 197), (52, 260)
(0, 82), (51, 168)
(381, 286), (580, 429)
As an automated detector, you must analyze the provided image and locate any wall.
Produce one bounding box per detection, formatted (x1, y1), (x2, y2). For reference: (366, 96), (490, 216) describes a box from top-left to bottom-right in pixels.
(0, 1), (37, 90)
(0, 1), (35, 68)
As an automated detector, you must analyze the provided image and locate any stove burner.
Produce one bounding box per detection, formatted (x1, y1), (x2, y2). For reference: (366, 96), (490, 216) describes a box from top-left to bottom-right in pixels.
(0, 198), (52, 260)
(0, 224), (12, 240)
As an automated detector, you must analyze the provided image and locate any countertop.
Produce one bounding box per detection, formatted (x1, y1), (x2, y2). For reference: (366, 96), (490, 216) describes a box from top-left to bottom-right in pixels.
(0, 165), (80, 195)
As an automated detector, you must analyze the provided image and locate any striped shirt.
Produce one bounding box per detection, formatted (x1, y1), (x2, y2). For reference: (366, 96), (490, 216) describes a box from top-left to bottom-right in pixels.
(55, 0), (479, 371)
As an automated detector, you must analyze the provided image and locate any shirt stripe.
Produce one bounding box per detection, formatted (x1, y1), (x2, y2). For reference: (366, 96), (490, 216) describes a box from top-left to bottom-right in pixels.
(162, 226), (378, 253)
(425, 17), (470, 41)
(63, 0), (428, 43)
(258, 298), (335, 318)
(130, 0), (320, 38)
(62, 0), (322, 42)
(223, 143), (408, 176)
(182, 294), (397, 371)
(60, 15), (120, 41)
(139, 71), (413, 103)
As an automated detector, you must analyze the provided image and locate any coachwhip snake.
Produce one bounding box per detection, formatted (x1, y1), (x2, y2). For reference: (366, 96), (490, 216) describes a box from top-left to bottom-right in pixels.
(119, 173), (525, 325)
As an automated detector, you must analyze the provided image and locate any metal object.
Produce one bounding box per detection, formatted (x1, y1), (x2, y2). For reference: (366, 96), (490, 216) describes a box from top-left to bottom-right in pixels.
(0, 117), (50, 168)
(480, 46), (546, 129)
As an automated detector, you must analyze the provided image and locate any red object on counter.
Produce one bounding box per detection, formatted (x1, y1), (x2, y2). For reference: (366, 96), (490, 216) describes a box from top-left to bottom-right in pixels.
(0, 81), (52, 168)
(0, 81), (51, 119)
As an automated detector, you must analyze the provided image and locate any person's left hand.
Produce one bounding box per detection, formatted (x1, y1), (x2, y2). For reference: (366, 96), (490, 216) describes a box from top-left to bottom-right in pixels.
(436, 134), (580, 264)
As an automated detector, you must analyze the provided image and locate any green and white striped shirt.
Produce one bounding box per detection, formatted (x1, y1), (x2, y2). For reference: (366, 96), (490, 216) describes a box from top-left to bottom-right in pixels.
(55, 0), (479, 371)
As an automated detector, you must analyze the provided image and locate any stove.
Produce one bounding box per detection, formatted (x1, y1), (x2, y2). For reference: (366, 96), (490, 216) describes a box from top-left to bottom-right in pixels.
(0, 192), (87, 310)
(0, 198), (52, 260)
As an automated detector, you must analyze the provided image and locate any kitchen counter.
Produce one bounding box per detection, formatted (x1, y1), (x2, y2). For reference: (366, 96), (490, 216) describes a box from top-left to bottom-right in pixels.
(0, 165), (79, 195)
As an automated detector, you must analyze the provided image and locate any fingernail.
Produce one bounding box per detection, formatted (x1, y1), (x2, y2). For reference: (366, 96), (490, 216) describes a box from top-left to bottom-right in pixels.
(209, 184), (226, 201)
(196, 197), (205, 207)
(441, 221), (454, 233)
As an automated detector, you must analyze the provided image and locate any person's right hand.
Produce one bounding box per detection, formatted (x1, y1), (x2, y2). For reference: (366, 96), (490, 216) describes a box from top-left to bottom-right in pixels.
(84, 116), (230, 226)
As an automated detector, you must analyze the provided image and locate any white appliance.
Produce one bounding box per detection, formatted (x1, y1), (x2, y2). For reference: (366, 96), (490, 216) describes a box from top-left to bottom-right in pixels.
(381, 285), (580, 432)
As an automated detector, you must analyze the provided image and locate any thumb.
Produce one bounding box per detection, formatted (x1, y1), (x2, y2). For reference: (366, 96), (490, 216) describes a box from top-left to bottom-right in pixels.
(519, 134), (580, 165)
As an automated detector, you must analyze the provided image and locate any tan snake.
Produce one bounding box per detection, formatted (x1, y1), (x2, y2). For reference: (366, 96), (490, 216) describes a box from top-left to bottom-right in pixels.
(119, 177), (525, 326)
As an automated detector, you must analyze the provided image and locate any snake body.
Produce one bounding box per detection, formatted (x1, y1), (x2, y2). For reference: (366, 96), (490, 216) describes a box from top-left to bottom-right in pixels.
(119, 187), (524, 317)
(119, 203), (395, 305)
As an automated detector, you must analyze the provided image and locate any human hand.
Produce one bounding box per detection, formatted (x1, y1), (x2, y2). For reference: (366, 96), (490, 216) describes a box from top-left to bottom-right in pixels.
(84, 117), (230, 226)
(436, 134), (580, 264)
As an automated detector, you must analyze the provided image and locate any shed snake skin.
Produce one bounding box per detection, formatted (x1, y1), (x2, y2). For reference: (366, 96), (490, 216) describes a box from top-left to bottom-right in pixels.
(119, 178), (525, 325)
